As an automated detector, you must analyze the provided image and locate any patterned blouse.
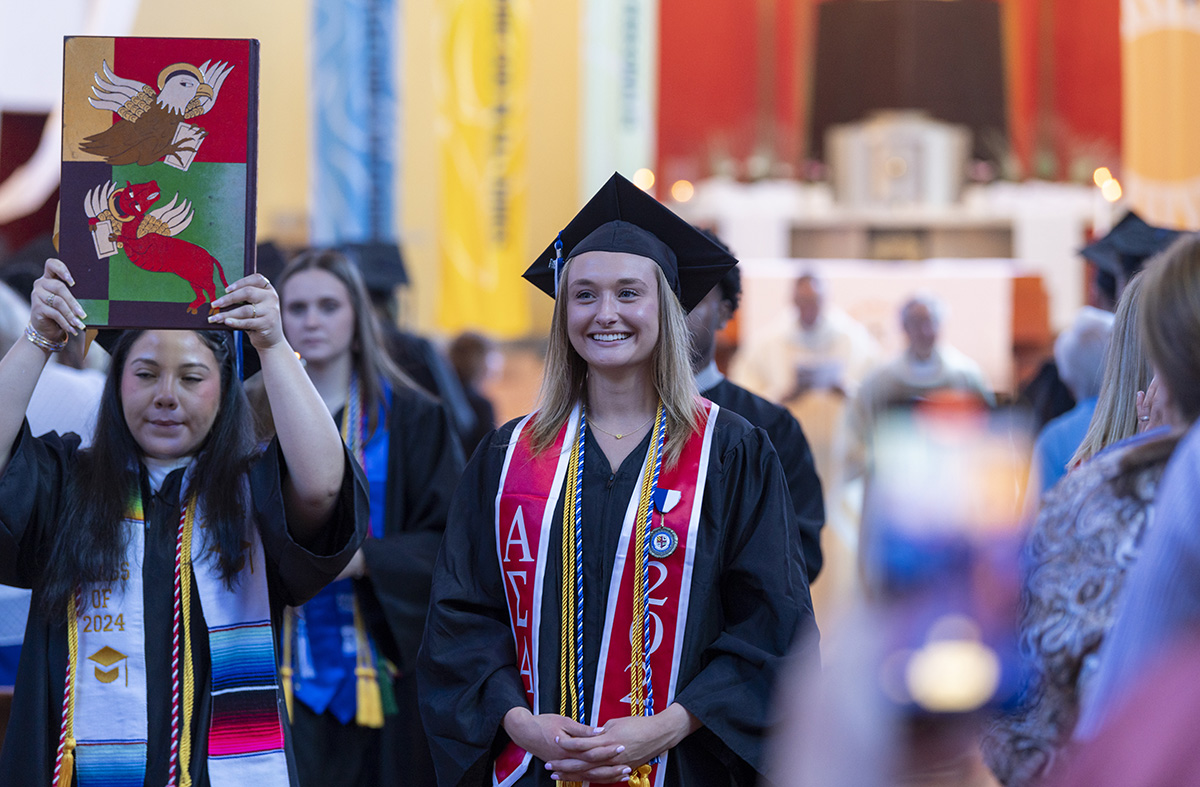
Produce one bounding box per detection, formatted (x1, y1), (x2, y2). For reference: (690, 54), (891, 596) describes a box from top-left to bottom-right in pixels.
(982, 439), (1169, 786)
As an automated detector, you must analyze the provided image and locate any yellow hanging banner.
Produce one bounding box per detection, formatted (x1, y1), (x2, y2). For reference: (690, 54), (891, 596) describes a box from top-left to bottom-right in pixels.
(1122, 0), (1200, 229)
(435, 0), (531, 337)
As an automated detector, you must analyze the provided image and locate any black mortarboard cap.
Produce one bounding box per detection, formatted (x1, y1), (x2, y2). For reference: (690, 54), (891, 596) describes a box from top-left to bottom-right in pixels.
(1080, 211), (1183, 279)
(524, 172), (738, 311)
(339, 241), (408, 295)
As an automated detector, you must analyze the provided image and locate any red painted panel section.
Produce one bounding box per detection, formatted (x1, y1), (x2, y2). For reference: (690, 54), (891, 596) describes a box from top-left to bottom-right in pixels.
(111, 37), (255, 165)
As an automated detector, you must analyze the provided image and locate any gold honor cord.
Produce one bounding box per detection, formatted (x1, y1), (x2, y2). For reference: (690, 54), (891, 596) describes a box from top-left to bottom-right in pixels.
(559, 421), (584, 731)
(340, 374), (384, 728)
(625, 406), (667, 787)
(55, 593), (81, 787)
(557, 404), (665, 787)
(179, 498), (198, 787)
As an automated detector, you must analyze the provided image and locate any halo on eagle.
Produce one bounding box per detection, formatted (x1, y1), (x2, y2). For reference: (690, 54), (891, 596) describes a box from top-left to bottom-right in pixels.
(157, 62), (204, 91)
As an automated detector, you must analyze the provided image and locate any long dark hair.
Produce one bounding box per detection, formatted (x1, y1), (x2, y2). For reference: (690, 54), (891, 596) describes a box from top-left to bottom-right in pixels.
(277, 249), (415, 435)
(40, 330), (259, 616)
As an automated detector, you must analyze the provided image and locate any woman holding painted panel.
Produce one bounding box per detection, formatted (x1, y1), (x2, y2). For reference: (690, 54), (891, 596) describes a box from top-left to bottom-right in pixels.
(0, 259), (367, 787)
(417, 173), (816, 786)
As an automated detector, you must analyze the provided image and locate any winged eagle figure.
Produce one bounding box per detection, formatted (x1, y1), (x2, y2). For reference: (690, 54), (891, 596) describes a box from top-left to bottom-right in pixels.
(79, 59), (234, 168)
(85, 180), (229, 314)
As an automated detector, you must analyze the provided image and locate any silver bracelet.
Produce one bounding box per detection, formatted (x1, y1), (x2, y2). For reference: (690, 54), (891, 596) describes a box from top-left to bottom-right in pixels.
(24, 324), (67, 353)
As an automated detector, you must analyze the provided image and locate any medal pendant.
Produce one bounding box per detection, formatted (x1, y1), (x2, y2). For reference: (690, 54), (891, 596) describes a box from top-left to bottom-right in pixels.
(648, 526), (678, 559)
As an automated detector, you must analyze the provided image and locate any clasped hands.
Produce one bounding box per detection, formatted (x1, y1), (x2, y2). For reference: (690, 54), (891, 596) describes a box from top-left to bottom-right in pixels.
(503, 704), (698, 783)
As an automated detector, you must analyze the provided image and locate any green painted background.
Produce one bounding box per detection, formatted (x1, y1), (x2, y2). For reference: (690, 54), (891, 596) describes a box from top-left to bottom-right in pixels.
(106, 161), (248, 303)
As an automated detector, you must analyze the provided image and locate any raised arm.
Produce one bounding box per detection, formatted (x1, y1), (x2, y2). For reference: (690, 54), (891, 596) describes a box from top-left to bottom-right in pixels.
(0, 259), (87, 475)
(210, 274), (344, 541)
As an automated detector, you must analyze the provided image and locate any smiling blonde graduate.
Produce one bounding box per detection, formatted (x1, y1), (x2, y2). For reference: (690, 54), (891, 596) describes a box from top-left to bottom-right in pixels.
(418, 173), (817, 787)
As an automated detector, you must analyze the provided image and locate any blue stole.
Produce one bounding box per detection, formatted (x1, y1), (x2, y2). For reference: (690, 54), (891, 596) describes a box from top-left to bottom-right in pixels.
(292, 387), (390, 722)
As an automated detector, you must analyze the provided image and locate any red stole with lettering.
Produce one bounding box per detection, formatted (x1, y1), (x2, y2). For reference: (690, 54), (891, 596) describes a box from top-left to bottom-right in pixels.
(493, 401), (717, 786)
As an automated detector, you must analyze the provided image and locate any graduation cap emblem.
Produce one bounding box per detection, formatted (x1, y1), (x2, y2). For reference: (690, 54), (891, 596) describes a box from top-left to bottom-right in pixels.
(89, 645), (129, 686)
(524, 172), (738, 312)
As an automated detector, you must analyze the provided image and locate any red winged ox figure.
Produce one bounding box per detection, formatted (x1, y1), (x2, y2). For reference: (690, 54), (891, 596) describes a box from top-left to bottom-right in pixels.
(84, 180), (228, 315)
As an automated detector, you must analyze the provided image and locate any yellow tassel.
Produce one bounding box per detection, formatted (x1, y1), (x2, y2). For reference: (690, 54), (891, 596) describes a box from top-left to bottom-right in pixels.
(281, 664), (294, 723)
(350, 594), (383, 728)
(354, 666), (384, 728)
(56, 738), (75, 787)
(281, 609), (295, 723)
(627, 763), (653, 787)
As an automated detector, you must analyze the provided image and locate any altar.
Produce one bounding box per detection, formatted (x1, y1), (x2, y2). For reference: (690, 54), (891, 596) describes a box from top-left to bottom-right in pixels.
(678, 178), (1104, 395)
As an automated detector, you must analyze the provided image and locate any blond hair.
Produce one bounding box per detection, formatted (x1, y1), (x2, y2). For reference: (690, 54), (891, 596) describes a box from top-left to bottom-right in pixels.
(530, 256), (702, 466)
(1069, 272), (1151, 467)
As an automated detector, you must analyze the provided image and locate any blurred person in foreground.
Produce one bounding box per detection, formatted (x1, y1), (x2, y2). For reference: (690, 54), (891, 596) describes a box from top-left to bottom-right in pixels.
(770, 394), (1027, 787)
(1050, 627), (1200, 787)
(252, 249), (465, 787)
(685, 252), (825, 584)
(1070, 233), (1200, 741)
(1031, 308), (1114, 494)
(418, 173), (814, 785)
(981, 270), (1186, 786)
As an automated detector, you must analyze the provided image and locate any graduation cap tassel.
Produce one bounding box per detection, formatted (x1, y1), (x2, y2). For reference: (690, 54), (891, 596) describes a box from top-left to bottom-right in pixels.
(551, 233), (565, 297)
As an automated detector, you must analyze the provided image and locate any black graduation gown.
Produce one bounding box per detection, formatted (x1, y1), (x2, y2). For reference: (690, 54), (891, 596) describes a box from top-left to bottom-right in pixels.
(357, 385), (466, 674)
(382, 325), (477, 443)
(701, 378), (826, 582)
(418, 407), (818, 786)
(0, 422), (368, 787)
(291, 386), (465, 787)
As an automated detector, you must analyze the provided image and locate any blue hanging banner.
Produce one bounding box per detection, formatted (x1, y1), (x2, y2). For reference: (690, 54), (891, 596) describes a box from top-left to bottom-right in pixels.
(310, 0), (398, 245)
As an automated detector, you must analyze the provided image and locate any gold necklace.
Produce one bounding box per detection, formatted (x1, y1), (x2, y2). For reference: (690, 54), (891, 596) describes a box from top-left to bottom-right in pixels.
(589, 413), (655, 440)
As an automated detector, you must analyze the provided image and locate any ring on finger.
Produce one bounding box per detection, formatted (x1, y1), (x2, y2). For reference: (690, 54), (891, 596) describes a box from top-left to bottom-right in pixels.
(251, 302), (257, 319)
(46, 293), (55, 307)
